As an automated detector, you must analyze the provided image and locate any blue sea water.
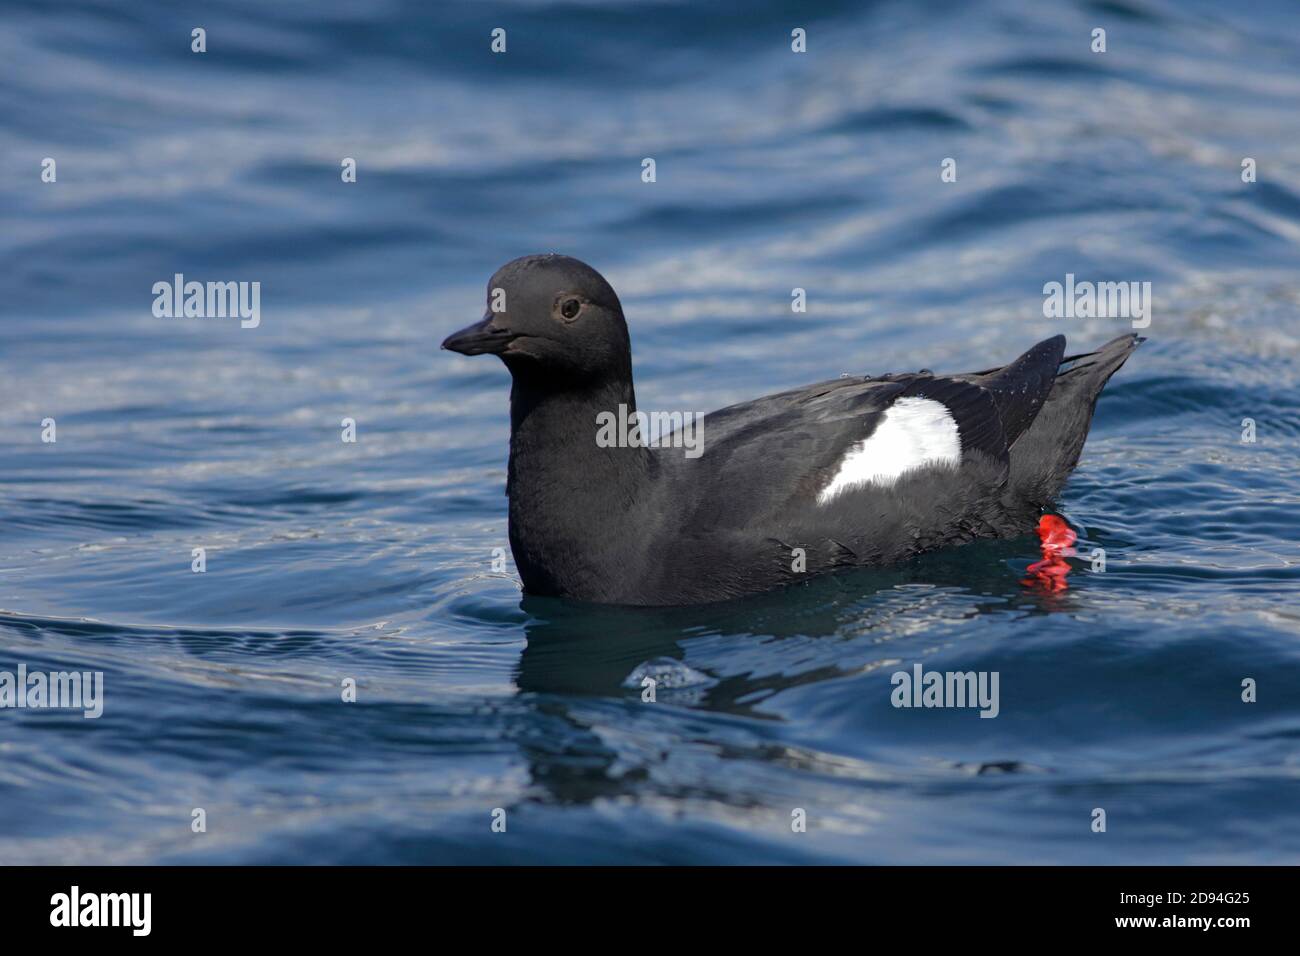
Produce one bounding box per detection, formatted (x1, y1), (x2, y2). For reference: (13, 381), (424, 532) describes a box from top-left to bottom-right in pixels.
(2, 0), (1299, 864)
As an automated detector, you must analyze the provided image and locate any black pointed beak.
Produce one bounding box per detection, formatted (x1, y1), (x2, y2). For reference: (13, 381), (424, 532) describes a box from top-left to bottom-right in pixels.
(441, 315), (517, 356)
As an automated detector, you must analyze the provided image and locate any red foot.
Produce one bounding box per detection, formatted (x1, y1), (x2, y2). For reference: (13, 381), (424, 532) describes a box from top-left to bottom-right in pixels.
(1036, 514), (1077, 551)
(1023, 514), (1077, 592)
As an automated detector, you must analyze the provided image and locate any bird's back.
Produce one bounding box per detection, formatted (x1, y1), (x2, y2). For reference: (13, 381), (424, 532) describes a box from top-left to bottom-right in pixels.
(630, 334), (1140, 604)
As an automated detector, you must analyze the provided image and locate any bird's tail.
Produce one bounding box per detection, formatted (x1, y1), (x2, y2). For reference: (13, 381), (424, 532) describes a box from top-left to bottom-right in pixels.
(1006, 333), (1143, 509)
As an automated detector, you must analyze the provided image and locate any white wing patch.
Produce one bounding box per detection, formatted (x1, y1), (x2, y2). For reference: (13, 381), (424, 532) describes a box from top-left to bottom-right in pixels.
(816, 397), (961, 504)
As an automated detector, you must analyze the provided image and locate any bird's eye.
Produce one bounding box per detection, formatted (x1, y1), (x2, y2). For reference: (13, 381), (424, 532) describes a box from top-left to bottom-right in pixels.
(560, 298), (582, 320)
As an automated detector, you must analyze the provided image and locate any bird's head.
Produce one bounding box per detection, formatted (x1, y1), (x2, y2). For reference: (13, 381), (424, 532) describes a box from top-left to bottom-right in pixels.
(442, 254), (631, 385)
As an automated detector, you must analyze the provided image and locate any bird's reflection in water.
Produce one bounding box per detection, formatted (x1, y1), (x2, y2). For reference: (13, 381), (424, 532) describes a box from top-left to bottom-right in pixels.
(507, 534), (1085, 808)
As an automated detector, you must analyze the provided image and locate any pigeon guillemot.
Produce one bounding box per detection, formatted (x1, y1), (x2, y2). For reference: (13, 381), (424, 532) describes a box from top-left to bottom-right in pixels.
(442, 254), (1141, 606)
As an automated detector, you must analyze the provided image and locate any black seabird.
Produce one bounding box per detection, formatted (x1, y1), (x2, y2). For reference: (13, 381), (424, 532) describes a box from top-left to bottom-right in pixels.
(443, 254), (1141, 606)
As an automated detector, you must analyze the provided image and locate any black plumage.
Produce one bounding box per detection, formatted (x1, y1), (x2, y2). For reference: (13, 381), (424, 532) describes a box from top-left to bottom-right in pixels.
(443, 254), (1141, 606)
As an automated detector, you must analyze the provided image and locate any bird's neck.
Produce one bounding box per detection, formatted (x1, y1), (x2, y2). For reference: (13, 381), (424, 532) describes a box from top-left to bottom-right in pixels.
(506, 374), (651, 599)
